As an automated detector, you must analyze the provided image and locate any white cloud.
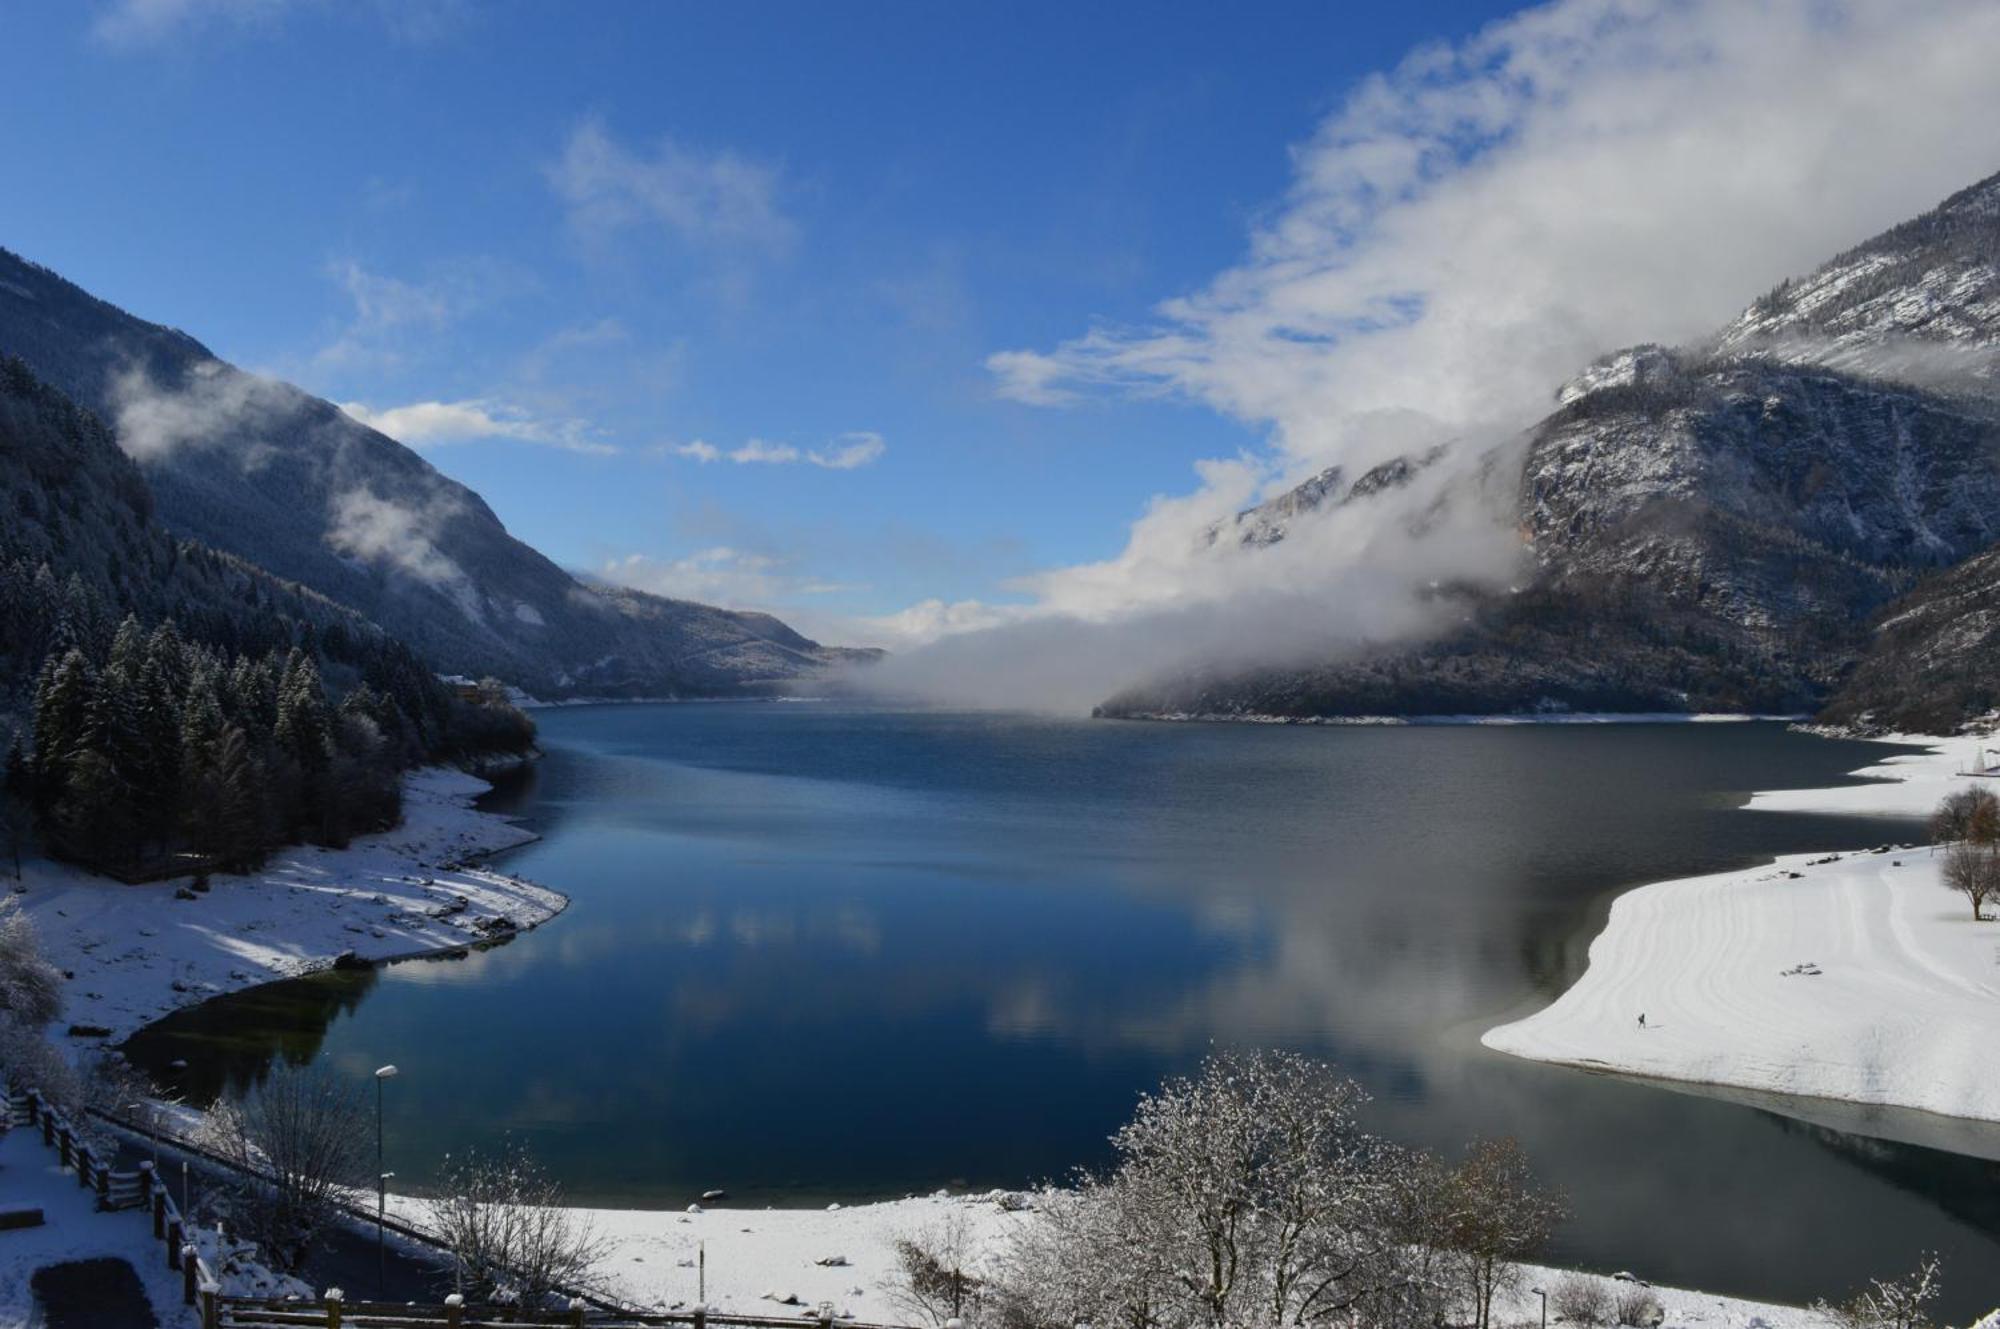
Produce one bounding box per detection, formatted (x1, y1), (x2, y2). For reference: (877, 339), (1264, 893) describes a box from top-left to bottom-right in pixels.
(665, 431), (887, 470)
(92, 0), (289, 46)
(548, 118), (795, 259)
(810, 431), (887, 470)
(895, 0), (2000, 709)
(729, 439), (802, 465)
(326, 486), (485, 621)
(108, 359), (297, 463)
(997, 0), (2000, 468)
(92, 0), (461, 46)
(332, 260), (455, 333)
(309, 258), (498, 376)
(602, 549), (860, 612)
(850, 598), (1044, 650)
(339, 398), (615, 455)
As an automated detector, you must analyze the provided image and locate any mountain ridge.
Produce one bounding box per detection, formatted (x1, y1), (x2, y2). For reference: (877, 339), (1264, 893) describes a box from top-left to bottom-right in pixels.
(0, 247), (874, 700)
(1102, 168), (2000, 725)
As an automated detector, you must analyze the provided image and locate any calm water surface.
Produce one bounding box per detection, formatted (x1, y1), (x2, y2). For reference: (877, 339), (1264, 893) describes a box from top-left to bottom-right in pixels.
(126, 707), (2000, 1314)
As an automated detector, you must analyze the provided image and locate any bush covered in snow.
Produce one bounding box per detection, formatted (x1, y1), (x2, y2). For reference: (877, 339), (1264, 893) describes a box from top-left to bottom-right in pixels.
(963, 1050), (1563, 1329)
(425, 1140), (607, 1309)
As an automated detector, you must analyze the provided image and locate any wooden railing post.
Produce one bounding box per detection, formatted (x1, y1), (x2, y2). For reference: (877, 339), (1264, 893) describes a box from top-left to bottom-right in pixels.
(153, 1190), (167, 1239)
(199, 1280), (220, 1329)
(39, 1106), (53, 1145)
(72, 1142), (90, 1187)
(569, 1296), (586, 1327)
(139, 1160), (156, 1204)
(324, 1287), (344, 1329)
(694, 1303), (707, 1329)
(444, 1292), (464, 1329)
(58, 1126), (72, 1170)
(181, 1244), (198, 1304)
(167, 1219), (183, 1270)
(95, 1162), (111, 1205)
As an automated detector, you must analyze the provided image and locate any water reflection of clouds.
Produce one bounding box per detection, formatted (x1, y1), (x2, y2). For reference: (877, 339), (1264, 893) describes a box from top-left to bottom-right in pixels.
(142, 716), (2000, 1313)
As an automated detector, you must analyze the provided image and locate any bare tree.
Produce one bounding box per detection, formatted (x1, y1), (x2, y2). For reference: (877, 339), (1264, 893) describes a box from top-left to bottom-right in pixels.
(426, 1141), (607, 1309)
(1928, 786), (1999, 847)
(1442, 1138), (1567, 1329)
(1813, 1254), (1945, 1329)
(200, 1063), (369, 1271)
(892, 1212), (987, 1326)
(1940, 840), (1999, 921)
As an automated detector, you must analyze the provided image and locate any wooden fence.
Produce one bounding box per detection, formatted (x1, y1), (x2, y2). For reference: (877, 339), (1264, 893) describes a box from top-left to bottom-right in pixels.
(3, 1079), (227, 1327)
(5, 1073), (925, 1329)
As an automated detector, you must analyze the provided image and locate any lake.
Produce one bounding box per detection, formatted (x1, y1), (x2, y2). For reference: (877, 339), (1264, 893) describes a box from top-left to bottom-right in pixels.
(125, 706), (2000, 1314)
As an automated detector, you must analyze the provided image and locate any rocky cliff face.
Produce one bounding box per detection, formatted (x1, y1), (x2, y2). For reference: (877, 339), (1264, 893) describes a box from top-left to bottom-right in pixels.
(0, 248), (873, 699)
(1818, 541), (2000, 733)
(1103, 169), (2000, 722)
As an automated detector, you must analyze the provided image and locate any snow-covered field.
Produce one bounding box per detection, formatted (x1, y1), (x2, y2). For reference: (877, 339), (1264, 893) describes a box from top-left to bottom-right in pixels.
(1484, 735), (2000, 1125)
(382, 1189), (1836, 1329)
(15, 767), (564, 1045)
(0, 1125), (193, 1328)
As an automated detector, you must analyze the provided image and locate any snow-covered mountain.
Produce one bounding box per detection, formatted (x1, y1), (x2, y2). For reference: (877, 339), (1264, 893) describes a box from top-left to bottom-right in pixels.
(1105, 169), (2000, 721)
(1203, 448), (1450, 550)
(0, 248), (875, 699)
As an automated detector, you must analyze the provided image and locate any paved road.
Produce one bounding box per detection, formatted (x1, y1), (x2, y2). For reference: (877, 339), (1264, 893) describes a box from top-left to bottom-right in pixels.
(105, 1131), (450, 1303)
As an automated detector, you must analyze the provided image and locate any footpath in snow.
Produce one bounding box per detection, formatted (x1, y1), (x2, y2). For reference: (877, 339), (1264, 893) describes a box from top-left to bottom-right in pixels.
(0, 1125), (196, 1328)
(15, 767), (564, 1045)
(1484, 735), (2000, 1127)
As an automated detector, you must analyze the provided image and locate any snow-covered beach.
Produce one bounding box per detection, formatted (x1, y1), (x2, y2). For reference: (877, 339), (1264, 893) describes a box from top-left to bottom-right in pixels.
(1484, 735), (2000, 1126)
(14, 767), (565, 1045)
(378, 1189), (1837, 1329)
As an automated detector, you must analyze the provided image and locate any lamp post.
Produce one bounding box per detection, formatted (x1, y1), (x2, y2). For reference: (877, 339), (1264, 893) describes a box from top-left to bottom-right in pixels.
(126, 1101), (159, 1175)
(1532, 1286), (1547, 1329)
(374, 1065), (399, 1299)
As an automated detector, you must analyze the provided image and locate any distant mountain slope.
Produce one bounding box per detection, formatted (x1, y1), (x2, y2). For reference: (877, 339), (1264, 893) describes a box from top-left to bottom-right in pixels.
(1818, 544), (2000, 732)
(1103, 169), (2000, 721)
(1715, 173), (2000, 377)
(0, 353), (424, 705)
(0, 248), (873, 699)
(1202, 448), (1450, 550)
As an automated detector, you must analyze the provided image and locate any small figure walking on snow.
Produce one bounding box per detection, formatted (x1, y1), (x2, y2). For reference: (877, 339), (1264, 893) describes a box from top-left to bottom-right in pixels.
(1637, 1012), (1647, 1030)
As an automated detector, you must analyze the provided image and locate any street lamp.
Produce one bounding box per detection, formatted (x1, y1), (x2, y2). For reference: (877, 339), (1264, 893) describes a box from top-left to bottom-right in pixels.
(126, 1101), (159, 1175)
(1532, 1286), (1547, 1329)
(374, 1065), (399, 1299)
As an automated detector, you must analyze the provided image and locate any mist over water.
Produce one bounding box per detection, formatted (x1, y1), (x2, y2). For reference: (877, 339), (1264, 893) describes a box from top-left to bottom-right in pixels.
(128, 706), (2000, 1317)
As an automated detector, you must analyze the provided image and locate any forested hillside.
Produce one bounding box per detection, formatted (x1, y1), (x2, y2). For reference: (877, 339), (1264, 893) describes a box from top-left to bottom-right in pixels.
(0, 247), (876, 700)
(0, 355), (533, 877)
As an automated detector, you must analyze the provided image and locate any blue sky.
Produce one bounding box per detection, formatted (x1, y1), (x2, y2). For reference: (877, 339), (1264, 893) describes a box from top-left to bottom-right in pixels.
(8, 1), (1999, 668)
(0, 0), (1517, 641)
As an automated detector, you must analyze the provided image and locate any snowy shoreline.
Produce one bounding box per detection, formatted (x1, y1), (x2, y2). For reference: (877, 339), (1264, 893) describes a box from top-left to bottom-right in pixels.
(19, 766), (567, 1046)
(379, 1189), (1841, 1329)
(1483, 734), (2000, 1127)
(1105, 709), (1808, 726)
